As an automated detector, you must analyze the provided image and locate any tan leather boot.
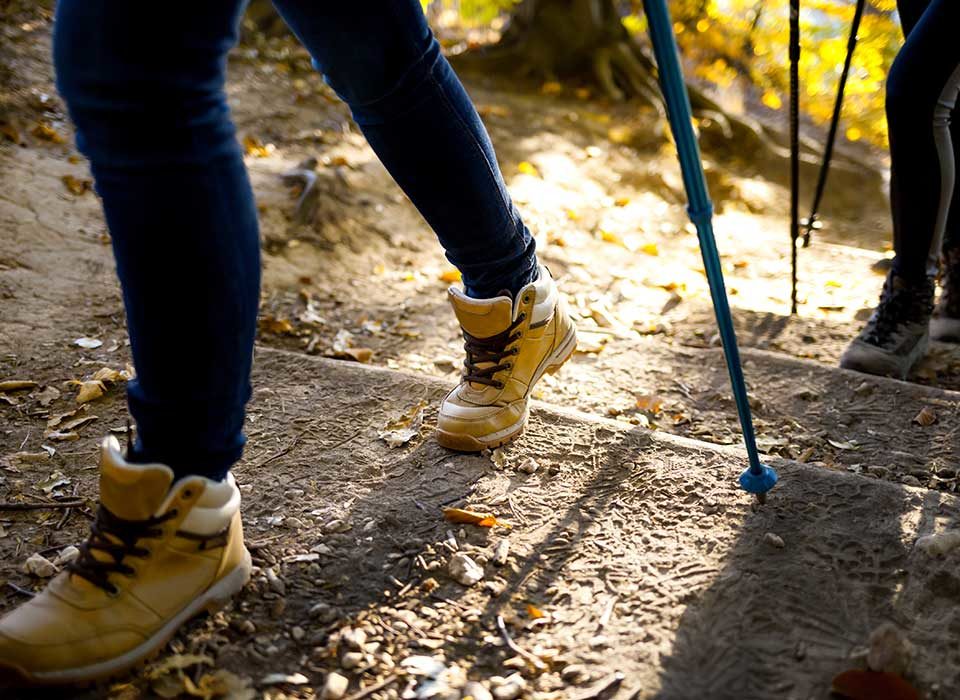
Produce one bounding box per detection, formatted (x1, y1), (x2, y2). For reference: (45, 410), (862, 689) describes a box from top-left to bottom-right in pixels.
(437, 266), (577, 451)
(0, 437), (251, 685)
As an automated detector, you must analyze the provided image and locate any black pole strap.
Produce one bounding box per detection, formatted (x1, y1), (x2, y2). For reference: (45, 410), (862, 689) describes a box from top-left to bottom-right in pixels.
(789, 0), (800, 314)
(801, 0), (866, 248)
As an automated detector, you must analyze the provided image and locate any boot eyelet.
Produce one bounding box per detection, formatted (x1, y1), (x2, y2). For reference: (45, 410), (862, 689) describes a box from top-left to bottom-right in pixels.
(106, 585), (121, 598)
(181, 489), (193, 500)
(494, 381), (504, 389)
(523, 295), (531, 304)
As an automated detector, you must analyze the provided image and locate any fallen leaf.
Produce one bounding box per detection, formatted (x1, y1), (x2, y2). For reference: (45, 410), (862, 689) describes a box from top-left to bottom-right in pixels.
(0, 380), (38, 392)
(67, 379), (106, 404)
(540, 81), (563, 95)
(443, 507), (502, 528)
(1, 121), (21, 144)
(614, 197), (631, 207)
(913, 406), (937, 427)
(599, 230), (626, 247)
(31, 122), (64, 143)
(241, 135), (274, 158)
(185, 670), (255, 700)
(74, 337), (102, 349)
(477, 104), (512, 118)
(259, 316), (294, 335)
(827, 438), (859, 451)
(831, 669), (919, 700)
(517, 161), (539, 177)
(636, 395), (664, 414)
(146, 654), (214, 680)
(566, 209), (581, 221)
(62, 174), (91, 195)
(526, 604), (545, 619)
(46, 431), (79, 442)
(38, 469), (71, 494)
(439, 268), (462, 284)
(640, 242), (660, 256)
(9, 451), (50, 463)
(378, 404), (426, 448)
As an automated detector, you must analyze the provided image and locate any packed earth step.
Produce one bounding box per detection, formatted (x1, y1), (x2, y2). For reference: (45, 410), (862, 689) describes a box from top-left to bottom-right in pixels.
(3, 349), (960, 699)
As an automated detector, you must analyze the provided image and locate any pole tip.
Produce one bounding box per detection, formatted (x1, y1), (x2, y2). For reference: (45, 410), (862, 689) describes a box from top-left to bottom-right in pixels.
(739, 463), (778, 501)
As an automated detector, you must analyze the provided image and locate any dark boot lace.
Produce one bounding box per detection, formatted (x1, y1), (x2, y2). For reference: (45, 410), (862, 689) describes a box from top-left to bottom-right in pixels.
(938, 248), (960, 319)
(861, 273), (933, 348)
(68, 505), (177, 594)
(462, 312), (526, 389)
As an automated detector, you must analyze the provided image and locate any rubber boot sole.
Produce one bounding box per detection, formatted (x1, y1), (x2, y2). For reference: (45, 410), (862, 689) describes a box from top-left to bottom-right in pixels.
(0, 550), (252, 687)
(437, 322), (578, 452)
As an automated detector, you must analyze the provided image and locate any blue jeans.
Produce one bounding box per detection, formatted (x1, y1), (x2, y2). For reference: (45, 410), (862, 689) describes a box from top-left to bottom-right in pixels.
(53, 0), (537, 480)
(889, 0), (960, 280)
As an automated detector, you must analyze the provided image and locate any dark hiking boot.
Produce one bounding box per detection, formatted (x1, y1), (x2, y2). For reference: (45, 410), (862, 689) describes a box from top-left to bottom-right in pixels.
(931, 248), (960, 342)
(840, 272), (934, 380)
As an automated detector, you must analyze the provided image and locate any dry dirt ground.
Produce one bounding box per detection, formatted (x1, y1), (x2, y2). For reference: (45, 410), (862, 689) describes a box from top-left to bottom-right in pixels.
(4, 5), (960, 700)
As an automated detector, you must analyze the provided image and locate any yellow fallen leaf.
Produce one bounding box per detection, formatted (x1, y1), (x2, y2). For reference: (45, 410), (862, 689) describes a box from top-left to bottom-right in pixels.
(526, 604), (546, 620)
(32, 122), (64, 143)
(640, 242), (660, 256)
(439, 268), (462, 283)
(575, 87), (592, 100)
(599, 230), (626, 248)
(636, 395), (664, 414)
(242, 135), (273, 158)
(614, 197), (631, 207)
(442, 507), (508, 528)
(517, 161), (539, 177)
(259, 316), (294, 335)
(825, 280), (842, 288)
(66, 379), (105, 404)
(0, 380), (38, 392)
(913, 406), (937, 427)
(566, 209), (581, 221)
(62, 174), (91, 195)
(540, 81), (563, 95)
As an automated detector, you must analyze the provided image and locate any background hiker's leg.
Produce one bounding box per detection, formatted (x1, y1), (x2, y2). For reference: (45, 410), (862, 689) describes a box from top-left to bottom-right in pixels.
(887, 0), (960, 279)
(271, 0), (538, 299)
(53, 0), (258, 481)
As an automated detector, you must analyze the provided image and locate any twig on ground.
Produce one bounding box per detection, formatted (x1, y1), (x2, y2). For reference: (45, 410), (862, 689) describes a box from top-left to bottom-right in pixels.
(343, 673), (402, 700)
(496, 615), (546, 671)
(6, 582), (35, 598)
(0, 500), (84, 512)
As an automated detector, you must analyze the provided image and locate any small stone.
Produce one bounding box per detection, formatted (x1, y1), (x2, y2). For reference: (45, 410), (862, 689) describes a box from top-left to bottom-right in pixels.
(341, 651), (364, 670)
(502, 656), (526, 669)
(53, 545), (80, 567)
(901, 475), (922, 487)
(561, 664), (590, 684)
(867, 623), (913, 675)
(916, 530), (960, 556)
(231, 618), (257, 635)
(265, 567), (286, 595)
(309, 602), (339, 623)
(461, 681), (493, 700)
(341, 627), (367, 650)
(271, 597), (287, 618)
(448, 552), (484, 586)
(323, 519), (351, 534)
(285, 517), (305, 529)
(518, 457), (539, 474)
(588, 634), (609, 648)
(23, 553), (57, 578)
(492, 539), (510, 567)
(321, 671), (349, 700)
(763, 532), (785, 549)
(492, 673), (526, 700)
(291, 625), (305, 641)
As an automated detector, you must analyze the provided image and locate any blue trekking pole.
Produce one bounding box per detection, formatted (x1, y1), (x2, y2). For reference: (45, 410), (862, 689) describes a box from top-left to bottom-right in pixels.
(642, 0), (778, 503)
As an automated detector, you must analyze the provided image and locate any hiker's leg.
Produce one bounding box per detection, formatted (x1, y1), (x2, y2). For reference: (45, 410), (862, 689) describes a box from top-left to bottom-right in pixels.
(888, 0), (960, 280)
(54, 0), (258, 481)
(270, 0), (537, 299)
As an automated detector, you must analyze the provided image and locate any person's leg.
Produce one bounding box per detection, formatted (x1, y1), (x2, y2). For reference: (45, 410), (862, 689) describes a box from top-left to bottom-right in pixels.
(56, 2), (261, 481)
(841, 0), (960, 377)
(0, 1), (253, 683)
(270, 0), (537, 299)
(270, 0), (575, 450)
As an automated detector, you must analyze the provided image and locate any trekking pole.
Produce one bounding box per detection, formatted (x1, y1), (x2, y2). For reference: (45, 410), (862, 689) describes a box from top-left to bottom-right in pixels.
(642, 0), (778, 503)
(801, 0), (866, 248)
(789, 0), (800, 314)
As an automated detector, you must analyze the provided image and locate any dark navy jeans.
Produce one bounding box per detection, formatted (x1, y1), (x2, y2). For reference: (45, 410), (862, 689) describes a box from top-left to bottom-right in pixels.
(53, 0), (537, 480)
(889, 0), (960, 280)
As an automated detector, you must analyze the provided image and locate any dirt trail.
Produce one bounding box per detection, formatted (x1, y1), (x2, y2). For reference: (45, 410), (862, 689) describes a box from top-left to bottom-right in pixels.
(4, 6), (960, 699)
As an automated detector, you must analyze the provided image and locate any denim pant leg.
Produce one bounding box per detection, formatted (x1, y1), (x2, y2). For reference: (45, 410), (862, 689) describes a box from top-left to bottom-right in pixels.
(53, 1), (259, 481)
(888, 0), (960, 278)
(271, 0), (538, 299)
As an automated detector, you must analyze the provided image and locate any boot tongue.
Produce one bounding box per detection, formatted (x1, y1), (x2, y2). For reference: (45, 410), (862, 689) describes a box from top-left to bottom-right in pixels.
(448, 288), (514, 338)
(99, 437), (174, 521)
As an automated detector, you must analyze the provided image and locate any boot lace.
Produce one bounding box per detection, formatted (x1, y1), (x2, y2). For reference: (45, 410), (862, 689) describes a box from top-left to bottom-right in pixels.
(862, 275), (932, 348)
(462, 313), (526, 389)
(68, 505), (177, 594)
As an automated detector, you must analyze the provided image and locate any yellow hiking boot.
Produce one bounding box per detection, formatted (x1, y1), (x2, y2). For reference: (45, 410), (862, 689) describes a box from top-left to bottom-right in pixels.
(437, 266), (577, 451)
(0, 437), (251, 685)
